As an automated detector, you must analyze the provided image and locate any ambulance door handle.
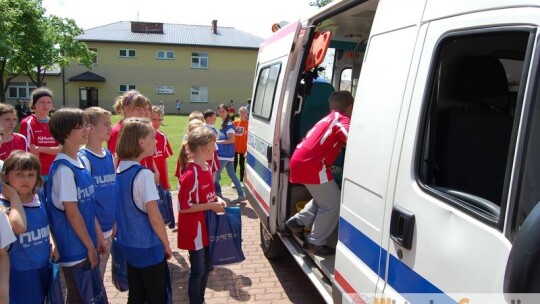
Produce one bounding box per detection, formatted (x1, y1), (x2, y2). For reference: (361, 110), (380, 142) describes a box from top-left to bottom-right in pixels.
(266, 146), (272, 164)
(390, 205), (415, 250)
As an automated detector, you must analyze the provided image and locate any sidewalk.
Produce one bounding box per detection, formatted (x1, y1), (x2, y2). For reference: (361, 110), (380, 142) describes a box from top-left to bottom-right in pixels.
(105, 186), (325, 304)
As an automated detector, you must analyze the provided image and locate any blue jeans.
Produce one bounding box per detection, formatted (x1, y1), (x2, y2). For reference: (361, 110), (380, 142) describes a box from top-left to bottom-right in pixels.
(188, 247), (212, 304)
(215, 159), (244, 197)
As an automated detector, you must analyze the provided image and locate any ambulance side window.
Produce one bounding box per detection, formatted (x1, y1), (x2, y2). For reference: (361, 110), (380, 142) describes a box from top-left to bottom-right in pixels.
(252, 63), (281, 121)
(418, 29), (532, 226)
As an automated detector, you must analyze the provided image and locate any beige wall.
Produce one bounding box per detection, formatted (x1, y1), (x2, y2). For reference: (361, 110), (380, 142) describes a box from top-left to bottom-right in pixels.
(63, 42), (258, 114)
(6, 74), (64, 109)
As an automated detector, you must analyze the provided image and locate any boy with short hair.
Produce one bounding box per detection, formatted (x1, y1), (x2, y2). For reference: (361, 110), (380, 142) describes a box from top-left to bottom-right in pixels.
(78, 107), (116, 278)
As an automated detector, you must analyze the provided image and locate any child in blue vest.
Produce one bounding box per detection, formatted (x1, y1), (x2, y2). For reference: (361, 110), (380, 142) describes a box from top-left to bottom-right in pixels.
(0, 151), (47, 303)
(47, 107), (106, 302)
(78, 107), (116, 279)
(115, 117), (172, 303)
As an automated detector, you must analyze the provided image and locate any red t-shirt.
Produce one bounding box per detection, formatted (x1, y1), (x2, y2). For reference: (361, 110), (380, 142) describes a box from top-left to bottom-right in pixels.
(0, 133), (28, 160)
(177, 162), (217, 251)
(107, 121), (123, 155)
(19, 115), (58, 176)
(289, 110), (350, 184)
(153, 130), (173, 189)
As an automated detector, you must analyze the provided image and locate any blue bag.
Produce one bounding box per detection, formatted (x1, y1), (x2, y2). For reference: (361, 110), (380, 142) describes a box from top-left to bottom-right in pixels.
(46, 260), (64, 304)
(157, 185), (173, 225)
(205, 206), (245, 265)
(111, 238), (128, 292)
(72, 260), (108, 304)
(165, 189), (175, 229)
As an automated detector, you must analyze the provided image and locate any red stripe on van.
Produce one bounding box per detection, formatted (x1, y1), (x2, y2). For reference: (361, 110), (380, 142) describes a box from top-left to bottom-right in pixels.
(245, 179), (269, 213)
(334, 270), (366, 304)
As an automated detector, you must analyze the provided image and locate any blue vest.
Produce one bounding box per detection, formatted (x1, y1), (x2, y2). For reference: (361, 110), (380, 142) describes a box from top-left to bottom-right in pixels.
(217, 123), (235, 158)
(78, 149), (116, 232)
(115, 164), (163, 268)
(46, 159), (97, 263)
(1, 198), (50, 270)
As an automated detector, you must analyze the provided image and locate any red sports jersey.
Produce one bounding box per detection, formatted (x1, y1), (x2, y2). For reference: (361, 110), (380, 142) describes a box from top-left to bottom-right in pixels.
(107, 121), (123, 155)
(0, 133), (27, 160)
(174, 148), (219, 180)
(19, 115), (58, 176)
(289, 110), (350, 184)
(177, 162), (216, 251)
(153, 130), (173, 189)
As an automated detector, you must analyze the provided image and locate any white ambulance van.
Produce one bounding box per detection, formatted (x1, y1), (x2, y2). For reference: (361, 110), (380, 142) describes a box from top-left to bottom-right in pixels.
(245, 0), (540, 302)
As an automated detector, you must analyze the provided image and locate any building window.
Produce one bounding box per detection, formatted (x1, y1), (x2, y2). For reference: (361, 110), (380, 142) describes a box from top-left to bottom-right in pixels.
(119, 49), (136, 58)
(191, 86), (208, 103)
(89, 48), (98, 64)
(7, 82), (37, 99)
(156, 85), (175, 94)
(191, 52), (208, 69)
(252, 63), (281, 120)
(157, 50), (174, 60)
(119, 84), (136, 92)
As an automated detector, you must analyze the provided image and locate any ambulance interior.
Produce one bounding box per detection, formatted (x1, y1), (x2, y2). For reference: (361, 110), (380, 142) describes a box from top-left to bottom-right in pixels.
(284, 0), (378, 276)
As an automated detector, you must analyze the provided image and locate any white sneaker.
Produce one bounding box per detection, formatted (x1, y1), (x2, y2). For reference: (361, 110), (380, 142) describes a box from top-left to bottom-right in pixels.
(231, 183), (236, 188)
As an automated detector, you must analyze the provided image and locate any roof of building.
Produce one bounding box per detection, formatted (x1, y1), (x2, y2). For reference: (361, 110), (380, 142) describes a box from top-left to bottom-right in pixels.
(77, 21), (265, 49)
(68, 71), (106, 82)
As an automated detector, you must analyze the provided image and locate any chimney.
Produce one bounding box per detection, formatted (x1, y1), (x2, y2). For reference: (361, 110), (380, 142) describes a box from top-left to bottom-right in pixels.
(212, 20), (217, 34)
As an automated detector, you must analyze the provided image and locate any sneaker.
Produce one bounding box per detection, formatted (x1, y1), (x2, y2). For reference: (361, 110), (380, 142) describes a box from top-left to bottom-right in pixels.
(302, 242), (336, 255)
(285, 217), (304, 237)
(231, 183), (236, 189)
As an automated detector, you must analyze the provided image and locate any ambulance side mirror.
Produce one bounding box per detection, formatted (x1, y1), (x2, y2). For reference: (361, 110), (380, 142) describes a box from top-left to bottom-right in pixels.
(504, 202), (540, 294)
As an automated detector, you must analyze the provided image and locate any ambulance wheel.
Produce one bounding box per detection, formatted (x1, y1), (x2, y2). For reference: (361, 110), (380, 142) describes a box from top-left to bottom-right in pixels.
(260, 223), (286, 259)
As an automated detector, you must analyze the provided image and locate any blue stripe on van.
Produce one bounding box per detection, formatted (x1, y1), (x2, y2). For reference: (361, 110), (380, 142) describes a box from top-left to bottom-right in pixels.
(247, 153), (272, 186)
(339, 217), (455, 303)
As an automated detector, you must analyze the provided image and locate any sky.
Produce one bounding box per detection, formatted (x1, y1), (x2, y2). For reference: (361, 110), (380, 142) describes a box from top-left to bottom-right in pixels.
(41, 0), (320, 39)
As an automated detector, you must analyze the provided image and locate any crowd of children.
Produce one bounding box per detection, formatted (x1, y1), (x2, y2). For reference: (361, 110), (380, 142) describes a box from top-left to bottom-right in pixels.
(0, 87), (249, 303)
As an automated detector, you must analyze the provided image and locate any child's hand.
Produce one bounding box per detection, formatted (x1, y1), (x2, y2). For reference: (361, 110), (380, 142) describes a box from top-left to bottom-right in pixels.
(1, 182), (17, 201)
(211, 202), (225, 214)
(165, 246), (173, 260)
(87, 247), (98, 268)
(30, 144), (40, 155)
(50, 246), (60, 262)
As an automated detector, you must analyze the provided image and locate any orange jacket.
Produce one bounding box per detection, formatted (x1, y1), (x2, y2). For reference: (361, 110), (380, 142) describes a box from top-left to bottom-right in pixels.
(234, 120), (248, 154)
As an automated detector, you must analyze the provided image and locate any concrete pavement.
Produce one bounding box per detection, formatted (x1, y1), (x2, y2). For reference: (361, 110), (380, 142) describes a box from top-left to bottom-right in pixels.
(104, 186), (325, 303)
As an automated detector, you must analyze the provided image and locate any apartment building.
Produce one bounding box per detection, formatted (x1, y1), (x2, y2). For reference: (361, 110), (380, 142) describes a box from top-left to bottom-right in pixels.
(7, 20), (264, 113)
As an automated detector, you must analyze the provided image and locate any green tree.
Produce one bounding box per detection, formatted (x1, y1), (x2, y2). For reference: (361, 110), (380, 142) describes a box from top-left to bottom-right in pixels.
(310, 0), (334, 8)
(0, 0), (94, 102)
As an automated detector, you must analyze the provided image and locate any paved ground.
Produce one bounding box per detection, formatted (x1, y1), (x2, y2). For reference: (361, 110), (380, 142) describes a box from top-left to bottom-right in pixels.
(104, 186), (325, 304)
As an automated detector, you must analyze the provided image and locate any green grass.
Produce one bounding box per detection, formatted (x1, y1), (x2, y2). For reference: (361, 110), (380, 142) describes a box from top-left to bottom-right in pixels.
(111, 114), (233, 191)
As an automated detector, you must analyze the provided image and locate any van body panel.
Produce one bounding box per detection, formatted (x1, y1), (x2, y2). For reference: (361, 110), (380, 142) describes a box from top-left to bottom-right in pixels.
(423, 0), (540, 22)
(370, 0), (426, 36)
(378, 7), (538, 302)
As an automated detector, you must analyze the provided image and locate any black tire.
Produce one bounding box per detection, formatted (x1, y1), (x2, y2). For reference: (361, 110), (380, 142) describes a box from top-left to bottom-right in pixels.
(260, 222), (286, 259)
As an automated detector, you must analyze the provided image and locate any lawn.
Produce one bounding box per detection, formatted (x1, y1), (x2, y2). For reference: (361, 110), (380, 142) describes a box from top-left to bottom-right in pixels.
(111, 114), (233, 191)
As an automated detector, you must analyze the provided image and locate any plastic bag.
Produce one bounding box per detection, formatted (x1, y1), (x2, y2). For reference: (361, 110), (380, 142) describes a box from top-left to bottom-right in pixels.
(46, 260), (64, 304)
(72, 260), (109, 304)
(157, 185), (173, 225)
(111, 238), (128, 292)
(205, 206), (245, 265)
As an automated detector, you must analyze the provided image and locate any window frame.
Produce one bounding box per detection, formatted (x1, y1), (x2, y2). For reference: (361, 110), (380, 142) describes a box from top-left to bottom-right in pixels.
(191, 52), (209, 69)
(156, 85), (175, 94)
(251, 63), (281, 121)
(157, 50), (174, 60)
(190, 86), (208, 103)
(7, 82), (37, 99)
(118, 84), (136, 93)
(415, 27), (534, 230)
(119, 49), (137, 58)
